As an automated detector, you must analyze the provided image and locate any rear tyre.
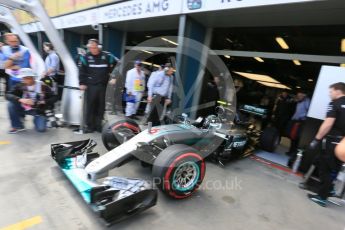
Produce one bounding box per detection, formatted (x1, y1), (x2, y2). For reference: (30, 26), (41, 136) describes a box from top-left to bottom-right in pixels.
(260, 127), (280, 152)
(102, 119), (140, 151)
(152, 144), (206, 199)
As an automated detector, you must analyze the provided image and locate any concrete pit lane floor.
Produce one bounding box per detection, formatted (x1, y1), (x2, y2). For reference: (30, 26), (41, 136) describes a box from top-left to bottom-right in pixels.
(0, 98), (344, 230)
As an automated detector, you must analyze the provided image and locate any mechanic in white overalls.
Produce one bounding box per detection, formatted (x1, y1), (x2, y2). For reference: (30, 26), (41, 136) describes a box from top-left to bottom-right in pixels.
(125, 60), (145, 119)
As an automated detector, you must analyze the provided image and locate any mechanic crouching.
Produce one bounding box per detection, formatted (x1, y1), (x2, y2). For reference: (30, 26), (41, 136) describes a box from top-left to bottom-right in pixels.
(5, 68), (58, 134)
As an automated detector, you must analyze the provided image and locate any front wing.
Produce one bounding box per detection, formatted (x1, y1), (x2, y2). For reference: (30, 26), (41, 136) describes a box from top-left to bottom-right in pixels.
(51, 139), (157, 226)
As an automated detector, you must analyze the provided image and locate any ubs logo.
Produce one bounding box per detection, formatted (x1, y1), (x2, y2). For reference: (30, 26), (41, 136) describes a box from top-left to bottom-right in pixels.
(187, 0), (202, 10)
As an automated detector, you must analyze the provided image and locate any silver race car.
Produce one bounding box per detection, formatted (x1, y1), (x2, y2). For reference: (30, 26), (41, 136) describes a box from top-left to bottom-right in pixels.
(51, 105), (279, 225)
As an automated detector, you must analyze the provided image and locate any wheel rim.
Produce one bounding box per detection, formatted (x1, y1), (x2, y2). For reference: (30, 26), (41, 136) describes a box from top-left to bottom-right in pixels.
(172, 161), (200, 192)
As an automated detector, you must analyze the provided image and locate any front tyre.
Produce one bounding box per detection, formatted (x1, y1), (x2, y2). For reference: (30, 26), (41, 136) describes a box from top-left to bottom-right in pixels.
(152, 144), (206, 199)
(102, 119), (140, 151)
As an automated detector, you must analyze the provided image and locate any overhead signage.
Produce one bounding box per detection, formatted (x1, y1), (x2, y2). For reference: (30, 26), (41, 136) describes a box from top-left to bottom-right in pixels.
(99, 0), (182, 23)
(57, 9), (98, 29)
(182, 0), (317, 13)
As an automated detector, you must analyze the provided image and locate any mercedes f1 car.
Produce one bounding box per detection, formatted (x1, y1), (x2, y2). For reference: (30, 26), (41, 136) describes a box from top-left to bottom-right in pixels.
(51, 105), (279, 225)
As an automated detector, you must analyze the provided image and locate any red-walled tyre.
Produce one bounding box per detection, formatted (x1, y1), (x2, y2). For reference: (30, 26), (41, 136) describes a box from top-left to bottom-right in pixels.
(102, 119), (141, 151)
(152, 144), (206, 199)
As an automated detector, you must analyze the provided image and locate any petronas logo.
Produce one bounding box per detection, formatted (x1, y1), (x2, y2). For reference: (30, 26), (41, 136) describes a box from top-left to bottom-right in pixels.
(187, 0), (202, 10)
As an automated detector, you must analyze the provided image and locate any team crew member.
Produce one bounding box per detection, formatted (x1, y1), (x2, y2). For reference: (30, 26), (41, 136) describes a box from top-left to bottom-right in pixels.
(144, 65), (164, 115)
(125, 60), (145, 119)
(146, 66), (174, 126)
(308, 82), (345, 207)
(78, 39), (117, 133)
(287, 91), (310, 156)
(3, 33), (31, 89)
(5, 68), (58, 133)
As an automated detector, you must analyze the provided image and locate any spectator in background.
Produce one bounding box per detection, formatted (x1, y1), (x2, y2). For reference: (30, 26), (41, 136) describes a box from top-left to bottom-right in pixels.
(78, 39), (117, 133)
(41, 43), (59, 80)
(287, 91), (310, 163)
(125, 60), (145, 120)
(0, 41), (9, 93)
(5, 68), (58, 134)
(41, 42), (60, 95)
(3, 33), (31, 89)
(272, 90), (295, 136)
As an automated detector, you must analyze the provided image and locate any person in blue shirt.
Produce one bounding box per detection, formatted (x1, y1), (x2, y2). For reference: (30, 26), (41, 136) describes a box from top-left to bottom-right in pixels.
(287, 91), (310, 165)
(42, 42), (60, 78)
(0, 41), (9, 93)
(3, 33), (31, 89)
(40, 42), (60, 94)
(146, 66), (174, 126)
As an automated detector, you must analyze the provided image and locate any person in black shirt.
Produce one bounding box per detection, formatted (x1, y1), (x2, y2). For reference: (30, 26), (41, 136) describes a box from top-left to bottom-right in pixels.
(272, 90), (295, 136)
(78, 39), (117, 133)
(307, 82), (345, 207)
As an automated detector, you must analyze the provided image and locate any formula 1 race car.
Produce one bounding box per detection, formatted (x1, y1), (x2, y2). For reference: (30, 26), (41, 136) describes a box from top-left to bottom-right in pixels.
(51, 105), (279, 225)
(101, 105), (280, 198)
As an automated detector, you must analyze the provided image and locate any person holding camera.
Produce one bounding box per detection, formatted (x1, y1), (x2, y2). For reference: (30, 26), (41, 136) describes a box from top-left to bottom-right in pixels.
(2, 33), (31, 89)
(5, 68), (58, 134)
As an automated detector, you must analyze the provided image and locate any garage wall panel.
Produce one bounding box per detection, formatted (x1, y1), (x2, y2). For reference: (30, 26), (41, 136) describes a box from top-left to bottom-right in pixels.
(58, 0), (76, 15)
(75, 0), (98, 11)
(44, 0), (59, 17)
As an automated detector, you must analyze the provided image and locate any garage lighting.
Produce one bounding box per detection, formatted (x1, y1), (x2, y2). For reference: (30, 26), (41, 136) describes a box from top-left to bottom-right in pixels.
(161, 37), (178, 46)
(341, 39), (345, 52)
(254, 57), (264, 62)
(293, 60), (302, 66)
(257, 81), (291, 90)
(141, 50), (154, 54)
(141, 61), (161, 68)
(224, 55), (231, 59)
(275, 37), (289, 50)
(308, 79), (314, 82)
(296, 86), (301, 89)
(233, 71), (280, 83)
(146, 35), (152, 38)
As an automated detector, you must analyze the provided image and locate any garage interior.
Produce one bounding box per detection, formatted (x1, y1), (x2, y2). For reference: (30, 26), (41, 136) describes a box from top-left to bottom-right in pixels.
(0, 0), (345, 229)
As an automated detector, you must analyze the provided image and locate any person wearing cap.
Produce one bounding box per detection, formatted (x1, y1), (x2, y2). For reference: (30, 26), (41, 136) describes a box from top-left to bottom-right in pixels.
(125, 60), (145, 119)
(2, 33), (31, 90)
(5, 68), (58, 134)
(78, 39), (118, 133)
(146, 66), (174, 126)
